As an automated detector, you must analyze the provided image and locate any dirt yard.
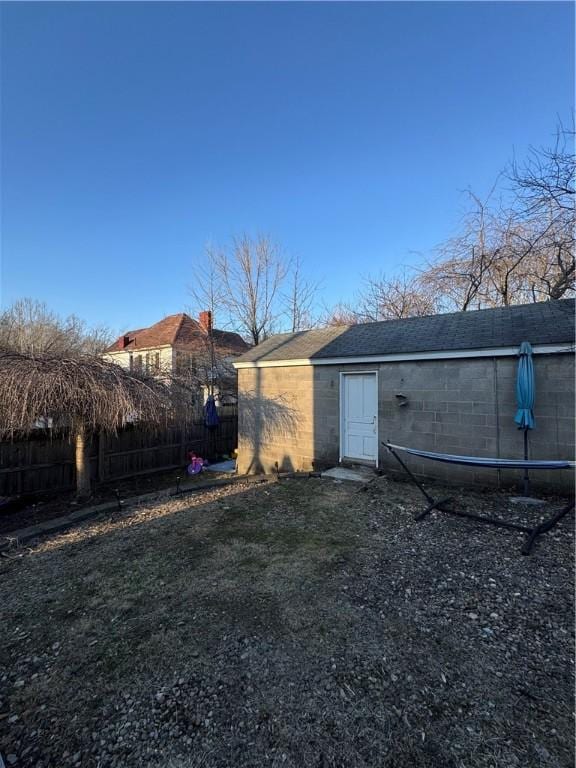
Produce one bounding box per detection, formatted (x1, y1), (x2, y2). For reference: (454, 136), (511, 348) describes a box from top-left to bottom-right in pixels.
(1, 475), (574, 768)
(0, 469), (213, 535)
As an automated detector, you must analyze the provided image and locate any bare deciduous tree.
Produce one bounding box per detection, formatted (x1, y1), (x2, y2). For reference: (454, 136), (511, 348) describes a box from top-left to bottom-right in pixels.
(283, 254), (319, 332)
(356, 270), (439, 321)
(414, 126), (575, 313)
(321, 269), (438, 327)
(155, 342), (239, 418)
(509, 124), (575, 300)
(338, 126), (575, 323)
(511, 123), (575, 214)
(320, 301), (359, 327)
(190, 235), (288, 345)
(0, 298), (113, 356)
(421, 190), (500, 311)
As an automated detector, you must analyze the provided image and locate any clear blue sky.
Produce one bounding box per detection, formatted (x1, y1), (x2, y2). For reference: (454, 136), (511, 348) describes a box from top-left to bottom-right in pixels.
(1, 1), (573, 334)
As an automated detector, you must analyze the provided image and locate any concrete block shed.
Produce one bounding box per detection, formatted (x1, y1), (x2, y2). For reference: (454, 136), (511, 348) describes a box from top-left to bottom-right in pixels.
(233, 300), (575, 492)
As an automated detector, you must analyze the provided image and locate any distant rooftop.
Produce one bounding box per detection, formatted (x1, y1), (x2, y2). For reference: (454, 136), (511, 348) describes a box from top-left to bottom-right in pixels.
(106, 312), (249, 356)
(235, 299), (575, 364)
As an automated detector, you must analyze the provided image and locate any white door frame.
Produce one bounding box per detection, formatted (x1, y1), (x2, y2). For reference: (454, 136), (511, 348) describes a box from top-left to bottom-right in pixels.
(339, 370), (379, 467)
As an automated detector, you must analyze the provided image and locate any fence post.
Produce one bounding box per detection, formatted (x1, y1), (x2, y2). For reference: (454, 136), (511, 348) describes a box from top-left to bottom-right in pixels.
(17, 445), (23, 495)
(98, 431), (107, 483)
(181, 426), (187, 464)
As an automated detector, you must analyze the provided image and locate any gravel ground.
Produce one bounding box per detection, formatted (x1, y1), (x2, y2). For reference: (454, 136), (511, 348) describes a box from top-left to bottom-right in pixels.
(1, 475), (574, 768)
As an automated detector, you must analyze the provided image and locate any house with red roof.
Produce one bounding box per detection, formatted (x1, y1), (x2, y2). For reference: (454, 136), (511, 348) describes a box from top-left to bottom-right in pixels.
(105, 311), (249, 403)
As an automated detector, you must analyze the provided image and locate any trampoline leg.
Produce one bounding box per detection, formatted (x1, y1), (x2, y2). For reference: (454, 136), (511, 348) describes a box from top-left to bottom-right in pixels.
(383, 444), (454, 522)
(415, 497), (453, 521)
(521, 500), (575, 555)
(384, 443), (436, 505)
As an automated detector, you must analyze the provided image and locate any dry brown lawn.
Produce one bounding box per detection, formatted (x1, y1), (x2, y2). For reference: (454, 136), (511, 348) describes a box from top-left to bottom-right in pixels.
(1, 475), (574, 768)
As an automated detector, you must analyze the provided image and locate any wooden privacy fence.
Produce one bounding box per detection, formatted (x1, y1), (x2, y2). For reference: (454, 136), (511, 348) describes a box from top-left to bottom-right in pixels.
(0, 409), (238, 497)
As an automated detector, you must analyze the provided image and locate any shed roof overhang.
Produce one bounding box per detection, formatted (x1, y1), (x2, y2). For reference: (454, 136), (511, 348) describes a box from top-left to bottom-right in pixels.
(233, 343), (573, 369)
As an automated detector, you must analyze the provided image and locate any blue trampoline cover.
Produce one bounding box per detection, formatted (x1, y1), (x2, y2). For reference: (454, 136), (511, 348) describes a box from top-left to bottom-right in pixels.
(514, 341), (535, 430)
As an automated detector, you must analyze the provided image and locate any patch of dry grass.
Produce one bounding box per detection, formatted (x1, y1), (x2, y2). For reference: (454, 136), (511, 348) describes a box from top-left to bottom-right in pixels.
(1, 476), (573, 768)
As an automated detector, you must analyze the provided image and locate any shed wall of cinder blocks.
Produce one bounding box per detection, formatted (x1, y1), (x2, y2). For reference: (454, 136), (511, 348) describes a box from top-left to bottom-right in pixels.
(237, 352), (574, 492)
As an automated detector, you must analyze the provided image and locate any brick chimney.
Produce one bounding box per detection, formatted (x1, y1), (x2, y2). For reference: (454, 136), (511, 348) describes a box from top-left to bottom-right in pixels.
(119, 335), (131, 349)
(199, 311), (213, 333)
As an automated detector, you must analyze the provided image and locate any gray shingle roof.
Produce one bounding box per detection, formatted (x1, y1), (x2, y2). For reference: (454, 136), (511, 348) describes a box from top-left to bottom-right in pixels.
(235, 299), (575, 364)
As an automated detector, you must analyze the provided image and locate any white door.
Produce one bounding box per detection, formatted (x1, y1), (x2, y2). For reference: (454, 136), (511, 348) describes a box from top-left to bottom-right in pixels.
(341, 373), (378, 463)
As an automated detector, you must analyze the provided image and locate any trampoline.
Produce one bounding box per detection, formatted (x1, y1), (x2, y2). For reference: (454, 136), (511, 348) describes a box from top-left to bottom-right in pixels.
(384, 441), (575, 555)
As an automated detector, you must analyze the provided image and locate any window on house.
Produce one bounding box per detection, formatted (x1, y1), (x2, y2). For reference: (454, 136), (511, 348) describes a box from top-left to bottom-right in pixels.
(134, 354), (143, 372)
(129, 353), (134, 371)
(33, 416), (54, 430)
(145, 353), (150, 373)
(154, 352), (160, 371)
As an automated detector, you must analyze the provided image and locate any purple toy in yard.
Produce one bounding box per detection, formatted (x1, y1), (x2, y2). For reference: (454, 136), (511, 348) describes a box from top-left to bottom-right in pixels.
(187, 452), (207, 475)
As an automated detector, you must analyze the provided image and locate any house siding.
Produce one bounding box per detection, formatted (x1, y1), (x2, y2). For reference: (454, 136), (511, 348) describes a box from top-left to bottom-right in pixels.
(104, 345), (174, 372)
(237, 353), (574, 492)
